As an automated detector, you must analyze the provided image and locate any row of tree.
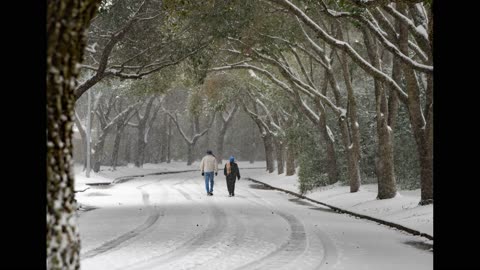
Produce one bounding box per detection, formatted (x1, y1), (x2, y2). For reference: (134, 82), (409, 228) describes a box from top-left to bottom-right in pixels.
(72, 0), (433, 205)
(47, 0), (433, 268)
(73, 73), (264, 171)
(207, 0), (433, 206)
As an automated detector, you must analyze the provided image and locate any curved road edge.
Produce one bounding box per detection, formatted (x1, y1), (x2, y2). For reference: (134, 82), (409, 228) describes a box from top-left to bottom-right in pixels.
(85, 167), (266, 186)
(245, 177), (434, 241)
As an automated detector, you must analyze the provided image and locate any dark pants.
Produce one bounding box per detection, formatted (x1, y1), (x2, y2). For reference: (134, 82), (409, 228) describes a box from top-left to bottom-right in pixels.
(226, 177), (236, 195)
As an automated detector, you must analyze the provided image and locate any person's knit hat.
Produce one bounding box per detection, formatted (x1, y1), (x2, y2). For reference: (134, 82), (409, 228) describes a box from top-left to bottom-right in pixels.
(229, 156), (235, 162)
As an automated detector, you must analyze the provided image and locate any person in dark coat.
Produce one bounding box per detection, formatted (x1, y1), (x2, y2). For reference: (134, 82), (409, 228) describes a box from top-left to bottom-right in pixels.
(224, 156), (240, 197)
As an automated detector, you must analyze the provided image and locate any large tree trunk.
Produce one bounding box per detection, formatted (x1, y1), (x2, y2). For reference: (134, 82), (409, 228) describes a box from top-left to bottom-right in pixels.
(317, 100), (339, 185)
(216, 127), (227, 164)
(160, 114), (168, 162)
(47, 0), (100, 269)
(167, 118), (172, 163)
(124, 133), (131, 164)
(135, 126), (146, 167)
(337, 116), (361, 193)
(324, 133), (339, 184)
(263, 134), (275, 173)
(92, 137), (107, 173)
(326, 59), (362, 192)
(373, 77), (397, 199)
(405, 69), (433, 205)
(317, 85), (339, 185)
(134, 95), (157, 168)
(285, 141), (296, 176)
(187, 144), (194, 166)
(347, 104), (362, 193)
(420, 87), (433, 205)
(192, 116), (200, 162)
(153, 126), (160, 164)
(111, 126), (123, 170)
(388, 57), (401, 129)
(397, 3), (433, 205)
(155, 131), (162, 163)
(74, 112), (87, 170)
(274, 138), (285, 174)
(324, 45), (362, 192)
(249, 140), (255, 164)
(363, 29), (397, 199)
(250, 122), (256, 164)
(338, 48), (362, 193)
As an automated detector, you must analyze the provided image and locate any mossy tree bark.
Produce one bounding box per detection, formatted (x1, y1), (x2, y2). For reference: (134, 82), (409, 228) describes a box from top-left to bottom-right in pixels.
(47, 0), (101, 269)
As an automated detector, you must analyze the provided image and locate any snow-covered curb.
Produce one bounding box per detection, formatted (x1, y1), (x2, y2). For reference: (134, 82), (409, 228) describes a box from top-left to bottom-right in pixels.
(112, 169), (198, 184)
(74, 162), (266, 189)
(110, 167), (266, 184)
(246, 177), (433, 241)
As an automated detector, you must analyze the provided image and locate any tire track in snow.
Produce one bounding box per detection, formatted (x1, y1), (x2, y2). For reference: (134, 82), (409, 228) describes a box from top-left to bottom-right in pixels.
(125, 180), (233, 270)
(234, 209), (307, 270)
(243, 186), (340, 269)
(156, 187), (249, 270)
(175, 187), (193, 201)
(81, 180), (167, 260)
(311, 227), (340, 270)
(235, 184), (335, 270)
(105, 179), (211, 270)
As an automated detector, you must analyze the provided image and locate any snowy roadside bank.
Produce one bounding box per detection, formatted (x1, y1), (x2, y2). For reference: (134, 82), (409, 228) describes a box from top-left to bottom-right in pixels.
(242, 169), (433, 239)
(74, 161), (265, 191)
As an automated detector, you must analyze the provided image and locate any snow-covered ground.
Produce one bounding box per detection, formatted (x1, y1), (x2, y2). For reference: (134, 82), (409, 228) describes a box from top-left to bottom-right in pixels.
(74, 161), (264, 191)
(244, 169), (433, 237)
(76, 170), (432, 270)
(75, 162), (432, 237)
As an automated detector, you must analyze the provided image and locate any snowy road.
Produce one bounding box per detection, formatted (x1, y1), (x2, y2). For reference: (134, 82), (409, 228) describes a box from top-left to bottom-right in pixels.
(77, 171), (432, 270)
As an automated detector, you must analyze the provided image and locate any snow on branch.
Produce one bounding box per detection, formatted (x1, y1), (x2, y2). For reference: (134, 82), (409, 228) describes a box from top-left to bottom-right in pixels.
(301, 98), (321, 123)
(269, 0), (408, 102)
(166, 110), (216, 145)
(223, 103), (239, 123)
(240, 97), (273, 135)
(247, 47), (344, 116)
(255, 98), (282, 132)
(192, 113), (216, 143)
(326, 125), (335, 143)
(73, 110), (86, 138)
(320, 1), (432, 73)
(382, 4), (430, 54)
(347, 0), (424, 8)
(102, 100), (143, 133)
(289, 45), (316, 89)
(165, 112), (192, 144)
(209, 62), (294, 96)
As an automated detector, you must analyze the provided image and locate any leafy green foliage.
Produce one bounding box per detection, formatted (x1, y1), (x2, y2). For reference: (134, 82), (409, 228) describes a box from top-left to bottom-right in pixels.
(393, 105), (421, 189)
(187, 86), (205, 117)
(127, 67), (175, 97)
(202, 73), (239, 112)
(286, 117), (329, 194)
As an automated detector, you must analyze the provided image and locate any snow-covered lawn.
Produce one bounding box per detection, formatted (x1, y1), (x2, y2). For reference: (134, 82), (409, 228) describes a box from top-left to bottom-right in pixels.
(243, 169), (433, 237)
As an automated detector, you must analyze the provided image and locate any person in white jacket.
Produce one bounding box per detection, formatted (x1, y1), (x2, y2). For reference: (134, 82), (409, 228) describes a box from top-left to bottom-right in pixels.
(200, 150), (218, 196)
